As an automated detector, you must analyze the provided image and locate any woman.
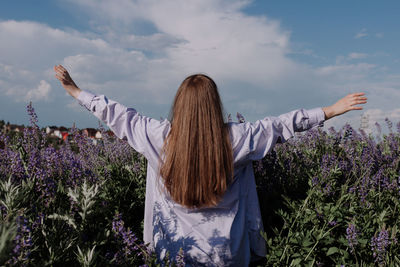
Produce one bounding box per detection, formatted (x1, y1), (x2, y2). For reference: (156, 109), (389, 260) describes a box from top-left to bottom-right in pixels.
(54, 65), (367, 266)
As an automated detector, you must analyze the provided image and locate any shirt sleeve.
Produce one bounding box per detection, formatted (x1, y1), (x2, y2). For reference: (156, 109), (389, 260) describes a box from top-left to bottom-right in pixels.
(76, 90), (170, 162)
(230, 108), (325, 164)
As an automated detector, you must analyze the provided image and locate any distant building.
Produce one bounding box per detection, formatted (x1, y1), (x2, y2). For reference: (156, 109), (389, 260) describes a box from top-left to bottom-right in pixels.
(45, 126), (69, 140)
(45, 126), (58, 135)
(61, 132), (69, 141)
(4, 121), (113, 144)
(82, 128), (98, 138)
(82, 128), (103, 144)
(4, 124), (24, 133)
(53, 130), (62, 139)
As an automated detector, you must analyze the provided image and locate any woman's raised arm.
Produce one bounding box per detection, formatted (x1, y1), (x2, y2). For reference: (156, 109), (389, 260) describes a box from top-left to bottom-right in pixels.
(231, 93), (367, 163)
(54, 65), (169, 166)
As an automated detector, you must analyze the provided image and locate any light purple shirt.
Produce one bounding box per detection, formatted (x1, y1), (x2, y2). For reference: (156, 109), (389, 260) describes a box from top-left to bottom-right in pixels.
(77, 90), (325, 266)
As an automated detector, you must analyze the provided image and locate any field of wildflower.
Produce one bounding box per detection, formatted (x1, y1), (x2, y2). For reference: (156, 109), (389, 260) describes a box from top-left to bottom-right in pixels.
(1, 104), (399, 266)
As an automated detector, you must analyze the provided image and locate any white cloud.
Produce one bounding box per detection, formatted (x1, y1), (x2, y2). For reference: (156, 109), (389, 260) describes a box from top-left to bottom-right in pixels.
(354, 28), (368, 39)
(114, 33), (183, 51)
(0, 20), (108, 68)
(348, 52), (367, 60)
(0, 20), (176, 104)
(315, 63), (375, 83)
(0, 63), (40, 101)
(335, 53), (368, 64)
(64, 0), (294, 86)
(25, 80), (52, 101)
(354, 28), (384, 40)
(0, 2), (298, 114)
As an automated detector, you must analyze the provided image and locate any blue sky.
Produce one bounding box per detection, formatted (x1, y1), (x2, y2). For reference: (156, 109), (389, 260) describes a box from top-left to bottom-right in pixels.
(1, 0), (399, 133)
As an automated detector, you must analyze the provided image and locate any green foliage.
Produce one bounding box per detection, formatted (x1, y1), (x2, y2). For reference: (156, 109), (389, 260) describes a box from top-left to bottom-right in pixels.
(256, 127), (400, 266)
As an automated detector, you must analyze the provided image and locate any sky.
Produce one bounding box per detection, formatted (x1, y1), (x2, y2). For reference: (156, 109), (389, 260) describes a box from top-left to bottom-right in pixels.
(1, 0), (400, 133)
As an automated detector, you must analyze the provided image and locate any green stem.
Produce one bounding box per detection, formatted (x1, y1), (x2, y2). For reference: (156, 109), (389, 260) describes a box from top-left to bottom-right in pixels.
(304, 224), (338, 262)
(281, 191), (313, 262)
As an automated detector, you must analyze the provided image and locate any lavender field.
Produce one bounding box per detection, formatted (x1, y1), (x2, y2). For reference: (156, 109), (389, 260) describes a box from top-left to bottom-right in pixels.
(1, 104), (399, 266)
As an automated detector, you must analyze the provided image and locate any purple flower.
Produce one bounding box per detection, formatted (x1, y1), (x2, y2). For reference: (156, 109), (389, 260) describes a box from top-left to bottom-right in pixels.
(311, 176), (319, 186)
(0, 204), (7, 219)
(111, 212), (148, 264)
(385, 118), (393, 132)
(31, 212), (44, 230)
(348, 186), (356, 194)
(342, 123), (354, 141)
(371, 229), (390, 265)
(328, 220), (337, 227)
(346, 224), (358, 253)
(7, 216), (33, 266)
(323, 183), (332, 195)
(27, 102), (38, 127)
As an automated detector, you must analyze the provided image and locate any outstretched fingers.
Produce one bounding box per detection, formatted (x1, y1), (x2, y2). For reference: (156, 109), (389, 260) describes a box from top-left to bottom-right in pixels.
(351, 99), (367, 105)
(54, 65), (63, 73)
(54, 64), (74, 85)
(54, 65), (68, 77)
(349, 93), (367, 110)
(324, 92), (368, 120)
(54, 64), (81, 98)
(351, 106), (363, 110)
(353, 92), (365, 96)
(54, 65), (74, 84)
(55, 73), (65, 82)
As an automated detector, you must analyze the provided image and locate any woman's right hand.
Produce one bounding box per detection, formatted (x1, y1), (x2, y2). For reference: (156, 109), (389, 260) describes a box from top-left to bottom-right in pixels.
(322, 93), (367, 120)
(54, 65), (81, 99)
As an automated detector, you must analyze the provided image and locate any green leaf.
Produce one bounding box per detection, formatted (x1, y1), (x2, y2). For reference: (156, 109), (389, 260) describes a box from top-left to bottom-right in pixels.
(379, 210), (386, 221)
(326, 247), (339, 256)
(358, 238), (368, 245)
(302, 239), (313, 247)
(290, 258), (302, 266)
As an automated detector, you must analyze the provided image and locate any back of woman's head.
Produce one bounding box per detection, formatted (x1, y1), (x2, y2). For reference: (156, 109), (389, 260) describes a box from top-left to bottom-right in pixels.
(160, 74), (233, 209)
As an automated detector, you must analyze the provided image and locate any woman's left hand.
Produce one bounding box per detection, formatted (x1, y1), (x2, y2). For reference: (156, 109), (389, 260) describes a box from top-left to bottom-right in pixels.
(54, 65), (81, 99)
(323, 92), (367, 120)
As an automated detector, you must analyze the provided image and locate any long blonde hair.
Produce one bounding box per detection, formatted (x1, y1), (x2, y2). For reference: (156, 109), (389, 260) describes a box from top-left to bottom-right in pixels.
(159, 74), (233, 209)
